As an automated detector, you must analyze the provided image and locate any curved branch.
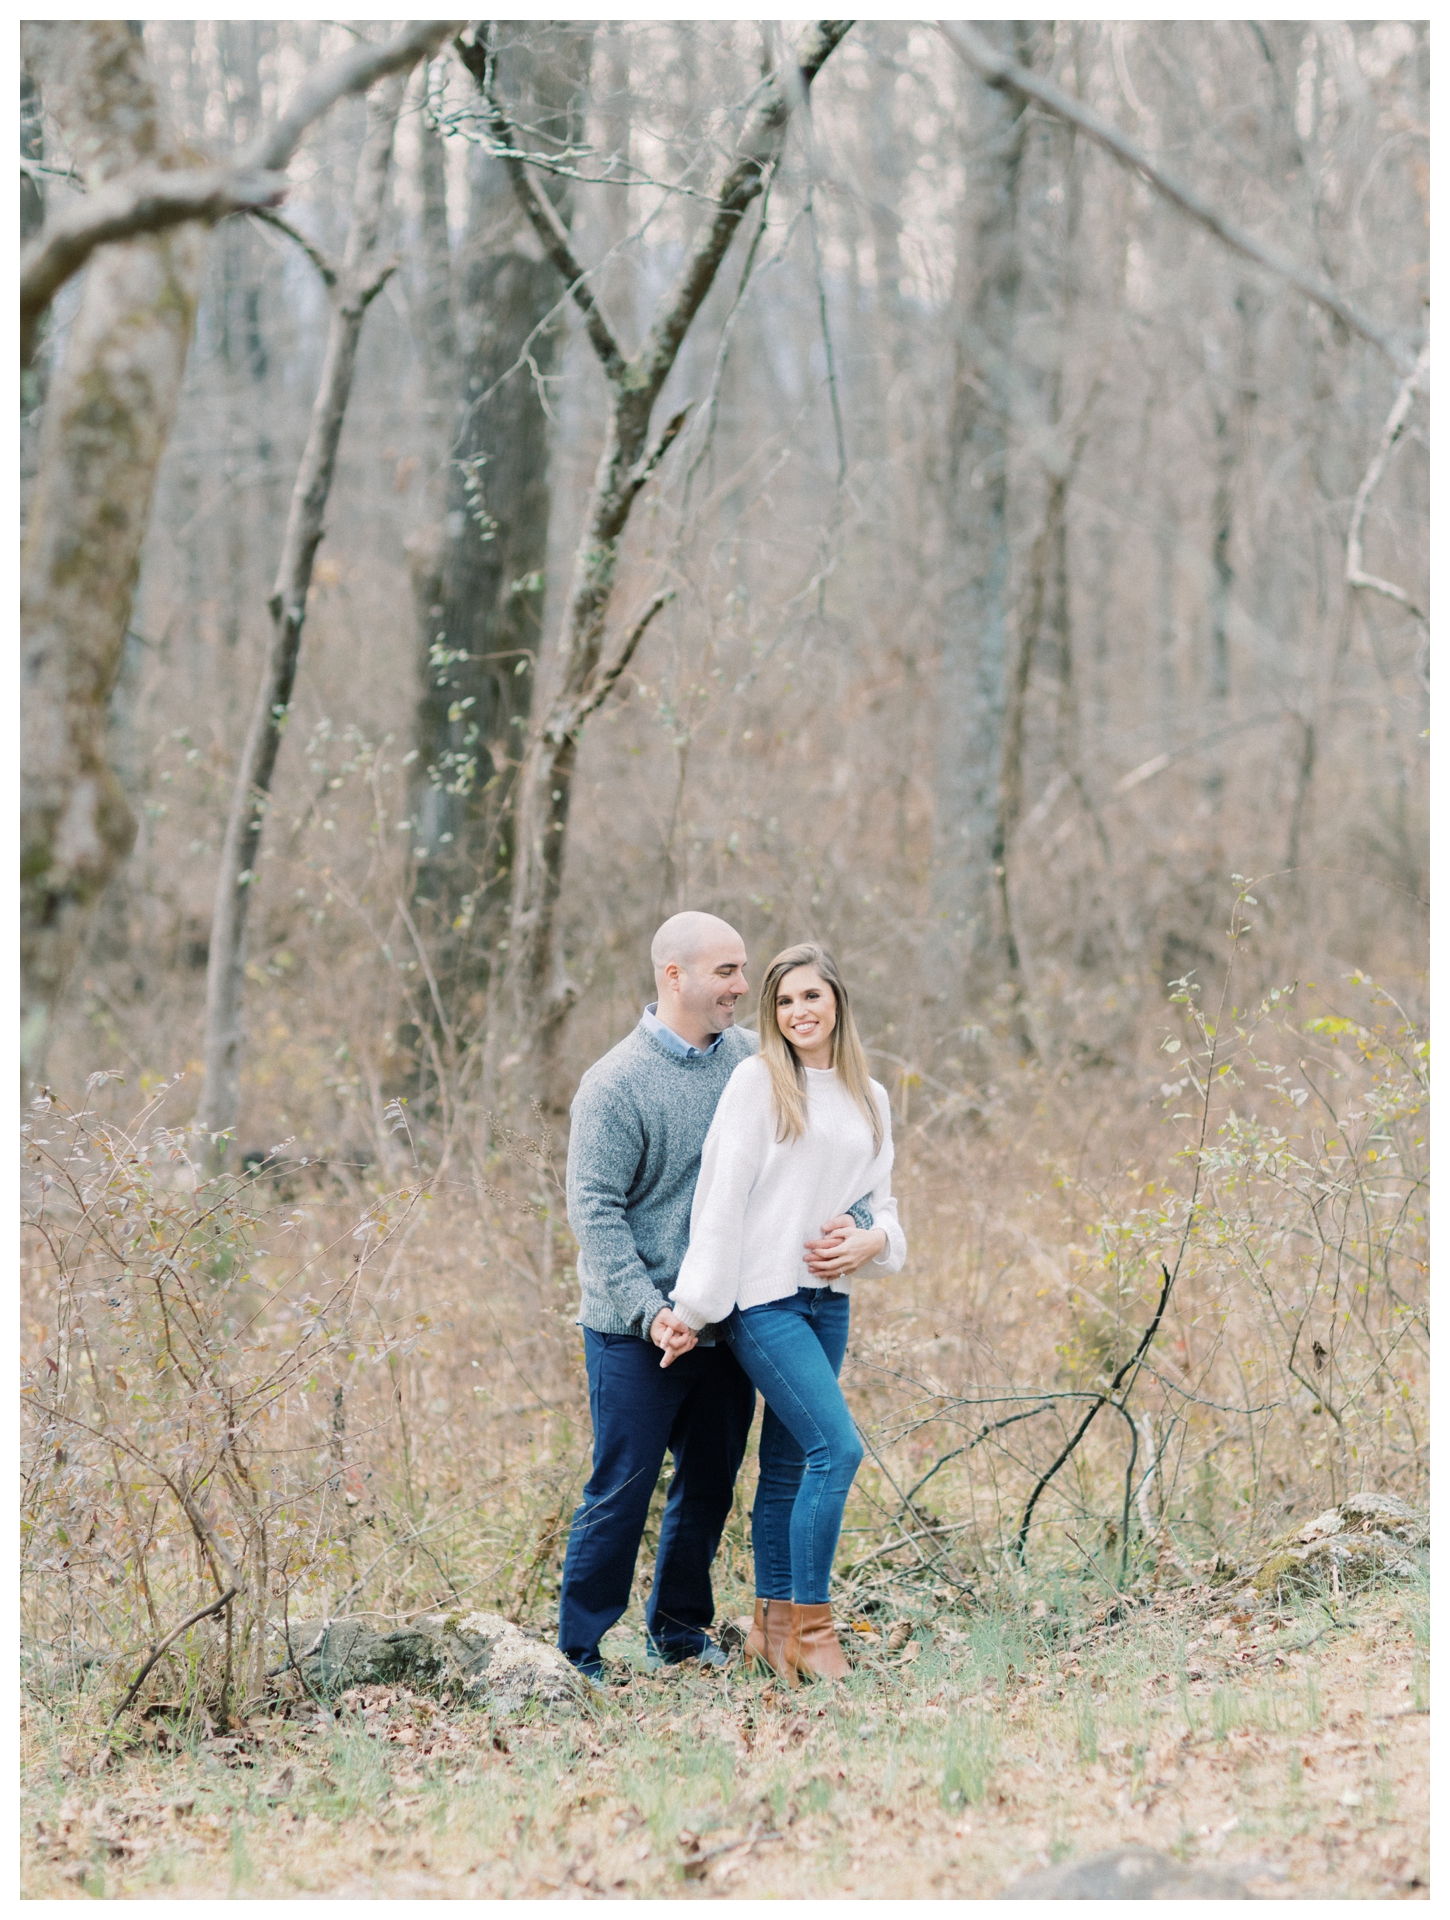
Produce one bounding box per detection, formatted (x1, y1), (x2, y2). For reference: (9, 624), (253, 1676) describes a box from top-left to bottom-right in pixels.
(107, 1586), (240, 1729)
(245, 206), (338, 287)
(19, 20), (458, 364)
(1345, 340), (1430, 621)
(1013, 1262), (1174, 1563)
(571, 590), (675, 727)
(22, 167), (288, 350)
(936, 20), (1417, 378)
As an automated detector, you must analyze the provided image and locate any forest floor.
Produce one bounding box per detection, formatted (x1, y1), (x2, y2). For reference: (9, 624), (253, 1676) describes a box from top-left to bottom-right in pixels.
(21, 1576), (1428, 1901)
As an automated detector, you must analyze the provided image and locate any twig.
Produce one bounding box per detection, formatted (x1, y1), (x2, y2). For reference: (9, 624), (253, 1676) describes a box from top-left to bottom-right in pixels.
(1063, 1530), (1128, 1603)
(395, 894), (455, 1056)
(572, 591), (676, 726)
(806, 187), (847, 490)
(902, 1404), (1056, 1504)
(855, 1424), (975, 1598)
(107, 1586), (240, 1729)
(244, 206), (338, 287)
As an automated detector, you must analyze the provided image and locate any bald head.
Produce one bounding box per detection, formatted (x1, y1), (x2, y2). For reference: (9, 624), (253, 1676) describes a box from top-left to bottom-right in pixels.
(650, 911), (748, 1049)
(651, 910), (743, 975)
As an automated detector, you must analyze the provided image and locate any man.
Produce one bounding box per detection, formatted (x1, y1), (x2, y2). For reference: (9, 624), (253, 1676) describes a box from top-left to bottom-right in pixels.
(558, 911), (883, 1677)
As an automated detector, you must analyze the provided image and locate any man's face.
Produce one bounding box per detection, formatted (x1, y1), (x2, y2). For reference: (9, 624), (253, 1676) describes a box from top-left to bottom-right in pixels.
(668, 933), (749, 1035)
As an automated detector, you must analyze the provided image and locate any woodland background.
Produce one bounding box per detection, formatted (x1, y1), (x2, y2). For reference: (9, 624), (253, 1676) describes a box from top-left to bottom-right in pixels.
(20, 16), (1428, 1767)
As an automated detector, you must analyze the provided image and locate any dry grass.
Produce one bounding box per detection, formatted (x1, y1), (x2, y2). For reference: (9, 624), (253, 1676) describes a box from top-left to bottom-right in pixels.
(20, 1575), (1428, 1899)
(25, 869), (1427, 1902)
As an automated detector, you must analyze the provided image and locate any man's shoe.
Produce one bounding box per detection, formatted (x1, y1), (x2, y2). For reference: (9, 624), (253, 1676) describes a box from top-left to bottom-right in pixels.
(573, 1655), (636, 1687)
(744, 1598), (799, 1687)
(792, 1602), (851, 1683)
(645, 1637), (730, 1673)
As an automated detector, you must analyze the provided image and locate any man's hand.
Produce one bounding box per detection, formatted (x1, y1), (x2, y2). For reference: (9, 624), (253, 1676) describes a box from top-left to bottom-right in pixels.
(650, 1305), (699, 1368)
(803, 1213), (889, 1281)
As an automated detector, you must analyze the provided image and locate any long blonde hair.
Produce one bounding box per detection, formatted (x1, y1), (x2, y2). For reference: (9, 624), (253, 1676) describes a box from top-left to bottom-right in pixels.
(757, 943), (884, 1154)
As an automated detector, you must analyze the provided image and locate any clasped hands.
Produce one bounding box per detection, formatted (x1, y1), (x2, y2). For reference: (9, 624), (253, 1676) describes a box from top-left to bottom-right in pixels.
(652, 1214), (889, 1368)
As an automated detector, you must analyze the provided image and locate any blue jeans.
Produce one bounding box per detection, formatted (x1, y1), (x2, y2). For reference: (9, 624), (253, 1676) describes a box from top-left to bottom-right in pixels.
(726, 1288), (862, 1606)
(556, 1329), (756, 1675)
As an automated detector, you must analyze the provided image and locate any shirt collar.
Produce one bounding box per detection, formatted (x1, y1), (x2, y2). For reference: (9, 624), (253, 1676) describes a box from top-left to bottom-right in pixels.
(642, 1002), (726, 1060)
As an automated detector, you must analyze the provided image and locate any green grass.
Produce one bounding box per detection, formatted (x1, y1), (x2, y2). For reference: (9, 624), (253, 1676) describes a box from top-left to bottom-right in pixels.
(939, 1710), (999, 1808)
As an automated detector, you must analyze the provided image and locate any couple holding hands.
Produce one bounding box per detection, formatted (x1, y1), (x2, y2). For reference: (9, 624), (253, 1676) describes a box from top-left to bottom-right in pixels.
(557, 911), (905, 1687)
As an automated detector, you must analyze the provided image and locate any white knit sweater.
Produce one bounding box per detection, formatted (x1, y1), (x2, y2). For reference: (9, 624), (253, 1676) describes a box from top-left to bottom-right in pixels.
(670, 1055), (906, 1330)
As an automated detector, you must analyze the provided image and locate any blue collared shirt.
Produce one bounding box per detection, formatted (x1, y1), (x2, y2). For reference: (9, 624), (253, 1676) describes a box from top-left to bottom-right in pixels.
(641, 1002), (729, 1061)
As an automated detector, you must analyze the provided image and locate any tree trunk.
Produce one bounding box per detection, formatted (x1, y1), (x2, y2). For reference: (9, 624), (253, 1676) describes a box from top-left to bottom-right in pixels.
(19, 22), (210, 1077)
(411, 72), (458, 408)
(410, 27), (594, 1001)
(463, 20), (851, 1109)
(1202, 285), (1258, 809)
(930, 21), (1028, 990)
(198, 73), (409, 1146)
(20, 66), (51, 525)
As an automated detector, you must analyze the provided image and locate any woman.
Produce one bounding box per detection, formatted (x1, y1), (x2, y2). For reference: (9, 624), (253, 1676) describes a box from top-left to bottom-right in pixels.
(669, 943), (906, 1684)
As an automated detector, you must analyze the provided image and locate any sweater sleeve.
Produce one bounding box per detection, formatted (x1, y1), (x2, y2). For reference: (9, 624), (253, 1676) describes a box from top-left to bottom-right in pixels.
(867, 1085), (907, 1273)
(670, 1064), (768, 1330)
(565, 1074), (666, 1339)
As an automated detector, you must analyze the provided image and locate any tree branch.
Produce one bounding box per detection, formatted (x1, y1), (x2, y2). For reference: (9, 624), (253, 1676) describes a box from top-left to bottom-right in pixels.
(1345, 340), (1429, 621)
(936, 20), (1417, 378)
(107, 1586), (241, 1729)
(625, 406), (692, 503)
(23, 167), (288, 344)
(245, 206), (339, 288)
(19, 20), (457, 362)
(572, 590), (676, 726)
(241, 21), (460, 174)
(458, 31), (628, 386)
(636, 21), (854, 400)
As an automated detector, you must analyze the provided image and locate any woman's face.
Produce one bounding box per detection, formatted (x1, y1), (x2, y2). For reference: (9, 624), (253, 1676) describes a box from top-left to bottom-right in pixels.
(774, 964), (838, 1062)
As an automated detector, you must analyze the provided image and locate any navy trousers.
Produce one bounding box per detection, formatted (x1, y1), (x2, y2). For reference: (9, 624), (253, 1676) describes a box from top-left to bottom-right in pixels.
(557, 1329), (756, 1674)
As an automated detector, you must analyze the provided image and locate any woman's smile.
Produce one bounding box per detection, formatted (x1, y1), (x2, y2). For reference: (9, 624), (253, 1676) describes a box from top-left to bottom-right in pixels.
(775, 965), (838, 1066)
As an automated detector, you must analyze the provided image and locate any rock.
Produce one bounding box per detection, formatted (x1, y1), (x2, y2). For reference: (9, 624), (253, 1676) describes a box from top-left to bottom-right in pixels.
(1002, 1847), (1260, 1899)
(1246, 1492), (1427, 1600)
(279, 1610), (589, 1712)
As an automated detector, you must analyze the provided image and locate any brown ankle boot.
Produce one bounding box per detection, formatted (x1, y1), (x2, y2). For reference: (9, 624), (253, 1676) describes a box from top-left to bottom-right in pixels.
(744, 1598), (798, 1686)
(792, 1602), (850, 1683)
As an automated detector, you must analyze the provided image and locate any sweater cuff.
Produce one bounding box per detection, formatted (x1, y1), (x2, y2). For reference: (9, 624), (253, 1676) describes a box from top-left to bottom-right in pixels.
(670, 1297), (711, 1332)
(871, 1220), (906, 1270)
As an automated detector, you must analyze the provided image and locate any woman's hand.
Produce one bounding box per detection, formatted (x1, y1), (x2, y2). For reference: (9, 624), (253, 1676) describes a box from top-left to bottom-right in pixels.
(803, 1215), (889, 1280)
(651, 1306), (699, 1368)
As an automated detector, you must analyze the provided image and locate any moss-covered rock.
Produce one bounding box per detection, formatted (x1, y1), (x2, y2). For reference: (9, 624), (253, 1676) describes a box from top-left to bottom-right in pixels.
(1244, 1492), (1426, 1599)
(278, 1609), (588, 1711)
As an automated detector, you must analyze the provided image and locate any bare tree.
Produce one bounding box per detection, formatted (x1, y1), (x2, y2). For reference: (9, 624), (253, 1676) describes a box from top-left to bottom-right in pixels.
(459, 19), (853, 1105)
(20, 23), (211, 1074)
(198, 73), (412, 1147)
(929, 22), (1029, 983)
(409, 26), (595, 1002)
(19, 21), (457, 1077)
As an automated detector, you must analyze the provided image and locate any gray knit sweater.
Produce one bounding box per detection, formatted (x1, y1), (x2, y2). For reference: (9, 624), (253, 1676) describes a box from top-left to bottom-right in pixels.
(566, 1018), (871, 1341)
